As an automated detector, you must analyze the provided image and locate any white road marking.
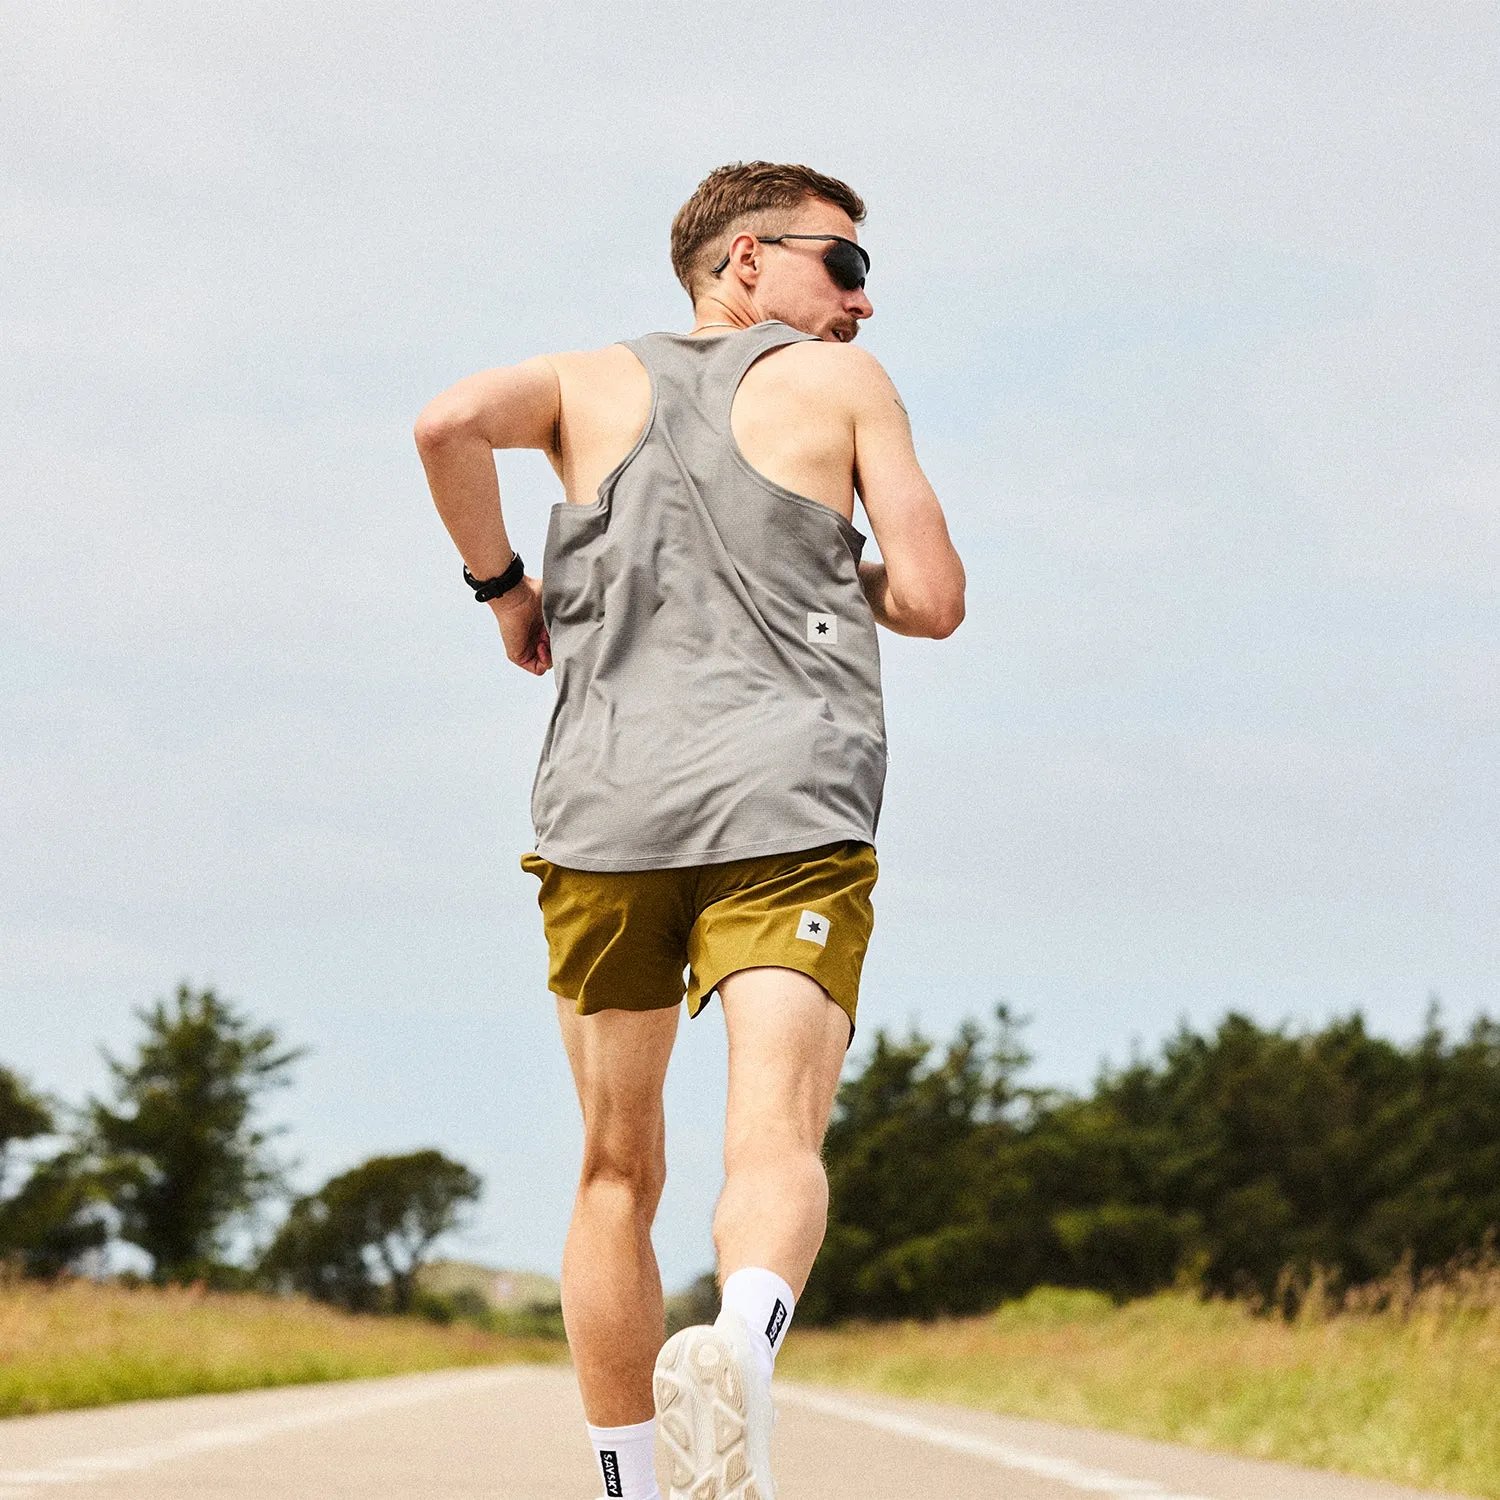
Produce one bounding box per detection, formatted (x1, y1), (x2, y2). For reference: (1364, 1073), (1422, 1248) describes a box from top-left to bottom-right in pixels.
(0, 1367), (528, 1495)
(777, 1384), (1215, 1499)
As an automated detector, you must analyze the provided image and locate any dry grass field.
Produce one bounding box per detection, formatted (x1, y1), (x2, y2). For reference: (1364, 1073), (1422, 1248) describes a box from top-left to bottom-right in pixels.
(8, 1267), (1499, 1496)
(780, 1264), (1500, 1499)
(0, 1277), (566, 1418)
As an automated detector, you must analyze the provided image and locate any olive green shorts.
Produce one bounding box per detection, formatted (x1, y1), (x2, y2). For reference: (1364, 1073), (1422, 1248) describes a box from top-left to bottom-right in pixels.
(519, 840), (878, 1039)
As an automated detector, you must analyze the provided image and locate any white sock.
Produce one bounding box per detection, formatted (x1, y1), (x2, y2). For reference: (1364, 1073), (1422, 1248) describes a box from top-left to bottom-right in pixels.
(586, 1418), (660, 1500)
(720, 1266), (796, 1383)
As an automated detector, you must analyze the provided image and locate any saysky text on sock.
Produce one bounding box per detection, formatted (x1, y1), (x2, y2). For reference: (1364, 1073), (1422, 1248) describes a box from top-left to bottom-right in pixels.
(721, 1266), (796, 1383)
(586, 1417), (660, 1500)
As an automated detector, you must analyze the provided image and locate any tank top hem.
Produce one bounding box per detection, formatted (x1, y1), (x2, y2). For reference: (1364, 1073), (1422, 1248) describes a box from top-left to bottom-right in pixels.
(530, 824), (876, 874)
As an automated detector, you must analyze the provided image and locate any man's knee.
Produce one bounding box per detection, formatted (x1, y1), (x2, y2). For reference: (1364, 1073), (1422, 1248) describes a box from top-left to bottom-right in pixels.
(722, 1087), (842, 1179)
(579, 1131), (668, 1214)
(722, 1126), (826, 1189)
(712, 1145), (828, 1251)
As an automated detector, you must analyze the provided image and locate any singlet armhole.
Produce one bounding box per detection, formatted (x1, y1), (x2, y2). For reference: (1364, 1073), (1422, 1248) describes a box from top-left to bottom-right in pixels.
(557, 343), (658, 515)
(725, 339), (866, 549)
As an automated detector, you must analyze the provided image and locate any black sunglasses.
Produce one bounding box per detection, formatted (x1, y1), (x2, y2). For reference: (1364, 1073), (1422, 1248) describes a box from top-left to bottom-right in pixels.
(712, 234), (870, 291)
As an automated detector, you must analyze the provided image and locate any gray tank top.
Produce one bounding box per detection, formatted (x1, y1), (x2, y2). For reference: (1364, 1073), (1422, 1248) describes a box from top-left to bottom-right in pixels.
(529, 321), (887, 871)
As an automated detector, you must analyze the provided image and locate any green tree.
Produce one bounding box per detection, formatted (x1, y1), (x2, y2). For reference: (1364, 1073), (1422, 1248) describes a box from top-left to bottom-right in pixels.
(91, 984), (303, 1283)
(0, 1066), (108, 1277)
(260, 1150), (482, 1314)
(1056, 1007), (1500, 1299)
(257, 1189), (381, 1312)
(803, 1006), (1045, 1322)
(1, 1067), (52, 1154)
(806, 1003), (1500, 1321)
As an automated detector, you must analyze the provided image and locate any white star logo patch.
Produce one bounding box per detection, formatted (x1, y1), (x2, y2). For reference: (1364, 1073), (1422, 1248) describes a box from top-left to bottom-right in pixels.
(806, 612), (839, 644)
(796, 910), (830, 946)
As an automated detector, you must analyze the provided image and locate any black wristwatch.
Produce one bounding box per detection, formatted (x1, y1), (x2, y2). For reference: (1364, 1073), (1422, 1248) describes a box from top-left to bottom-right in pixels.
(463, 552), (525, 602)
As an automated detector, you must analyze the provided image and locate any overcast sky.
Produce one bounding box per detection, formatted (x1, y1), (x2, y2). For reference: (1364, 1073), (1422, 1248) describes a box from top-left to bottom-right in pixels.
(3, 2), (1496, 1288)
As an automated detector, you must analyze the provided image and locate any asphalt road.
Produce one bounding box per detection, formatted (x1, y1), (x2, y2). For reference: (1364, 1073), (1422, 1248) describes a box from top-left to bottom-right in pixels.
(0, 1366), (1467, 1500)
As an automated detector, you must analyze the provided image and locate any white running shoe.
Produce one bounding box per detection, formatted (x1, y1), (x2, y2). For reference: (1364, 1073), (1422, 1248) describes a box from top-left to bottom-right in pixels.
(653, 1308), (775, 1500)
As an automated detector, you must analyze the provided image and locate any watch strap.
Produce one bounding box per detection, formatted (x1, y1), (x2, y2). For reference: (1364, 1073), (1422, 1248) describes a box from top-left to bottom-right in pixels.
(463, 552), (525, 602)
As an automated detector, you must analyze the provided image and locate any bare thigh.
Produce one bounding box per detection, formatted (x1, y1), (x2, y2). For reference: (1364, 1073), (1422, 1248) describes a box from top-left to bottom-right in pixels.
(719, 967), (849, 1164)
(556, 998), (681, 1162)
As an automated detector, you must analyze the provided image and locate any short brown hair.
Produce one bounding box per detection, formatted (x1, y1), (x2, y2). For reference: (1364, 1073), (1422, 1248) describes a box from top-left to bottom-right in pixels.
(670, 161), (867, 298)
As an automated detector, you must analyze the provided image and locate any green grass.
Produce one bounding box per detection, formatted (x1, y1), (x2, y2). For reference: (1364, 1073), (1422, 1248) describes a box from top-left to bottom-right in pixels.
(779, 1272), (1500, 1498)
(0, 1277), (567, 1418)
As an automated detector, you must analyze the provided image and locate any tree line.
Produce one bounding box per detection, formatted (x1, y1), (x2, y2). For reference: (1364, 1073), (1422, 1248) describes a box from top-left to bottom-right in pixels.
(801, 1003), (1500, 1322)
(9, 985), (1497, 1326)
(0, 985), (479, 1313)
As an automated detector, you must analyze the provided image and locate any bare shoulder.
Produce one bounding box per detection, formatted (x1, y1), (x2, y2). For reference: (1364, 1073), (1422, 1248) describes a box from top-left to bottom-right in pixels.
(546, 342), (645, 382)
(543, 343), (652, 495)
(546, 343), (652, 433)
(763, 340), (899, 410)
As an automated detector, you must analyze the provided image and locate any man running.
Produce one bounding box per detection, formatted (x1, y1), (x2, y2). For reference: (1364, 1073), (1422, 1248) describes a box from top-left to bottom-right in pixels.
(415, 161), (964, 1500)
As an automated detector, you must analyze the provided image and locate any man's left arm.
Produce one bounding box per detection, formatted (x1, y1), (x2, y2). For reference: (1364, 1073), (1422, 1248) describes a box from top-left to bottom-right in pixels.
(844, 351), (966, 639)
(414, 357), (562, 675)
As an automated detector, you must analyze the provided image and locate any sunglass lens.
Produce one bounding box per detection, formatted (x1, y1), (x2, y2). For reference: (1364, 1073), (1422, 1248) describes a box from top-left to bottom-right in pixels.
(824, 240), (869, 290)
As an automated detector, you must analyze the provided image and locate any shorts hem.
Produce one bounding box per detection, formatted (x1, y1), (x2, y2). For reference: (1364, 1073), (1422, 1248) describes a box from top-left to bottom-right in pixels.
(690, 961), (857, 1045)
(570, 990), (685, 1017)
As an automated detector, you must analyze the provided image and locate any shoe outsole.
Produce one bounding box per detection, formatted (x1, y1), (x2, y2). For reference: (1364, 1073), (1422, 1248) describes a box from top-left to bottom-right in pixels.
(653, 1324), (767, 1500)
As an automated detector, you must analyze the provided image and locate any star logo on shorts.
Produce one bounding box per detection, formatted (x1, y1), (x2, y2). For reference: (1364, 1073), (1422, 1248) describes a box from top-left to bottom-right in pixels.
(806, 612), (839, 644)
(796, 910), (830, 947)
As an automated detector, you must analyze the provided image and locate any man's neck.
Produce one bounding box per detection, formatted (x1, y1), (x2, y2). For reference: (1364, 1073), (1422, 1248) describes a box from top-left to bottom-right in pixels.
(690, 299), (754, 332)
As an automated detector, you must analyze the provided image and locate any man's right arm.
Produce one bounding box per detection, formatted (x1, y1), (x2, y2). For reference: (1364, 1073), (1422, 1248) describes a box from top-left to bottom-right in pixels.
(414, 357), (561, 675)
(843, 350), (966, 640)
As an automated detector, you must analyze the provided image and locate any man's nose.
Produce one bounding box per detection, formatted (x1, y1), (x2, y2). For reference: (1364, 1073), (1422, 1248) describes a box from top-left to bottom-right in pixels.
(850, 289), (873, 320)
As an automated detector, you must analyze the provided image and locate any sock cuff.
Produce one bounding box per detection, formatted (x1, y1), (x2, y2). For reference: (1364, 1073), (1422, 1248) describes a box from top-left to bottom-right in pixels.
(722, 1266), (795, 1305)
(586, 1418), (657, 1443)
(721, 1266), (796, 1366)
(587, 1418), (660, 1500)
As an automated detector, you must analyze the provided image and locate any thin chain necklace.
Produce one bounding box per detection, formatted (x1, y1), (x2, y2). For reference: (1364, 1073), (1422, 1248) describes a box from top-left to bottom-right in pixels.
(688, 321), (739, 334)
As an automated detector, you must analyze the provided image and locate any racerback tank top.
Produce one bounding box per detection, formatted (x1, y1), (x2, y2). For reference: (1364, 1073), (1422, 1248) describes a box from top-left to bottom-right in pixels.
(529, 320), (888, 871)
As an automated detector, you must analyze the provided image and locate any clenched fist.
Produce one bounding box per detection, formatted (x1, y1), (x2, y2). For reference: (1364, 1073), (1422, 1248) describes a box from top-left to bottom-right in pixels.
(489, 576), (552, 674)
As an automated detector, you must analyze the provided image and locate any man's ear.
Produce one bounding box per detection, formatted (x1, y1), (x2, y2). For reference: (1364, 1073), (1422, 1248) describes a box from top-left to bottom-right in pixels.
(725, 231), (762, 286)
